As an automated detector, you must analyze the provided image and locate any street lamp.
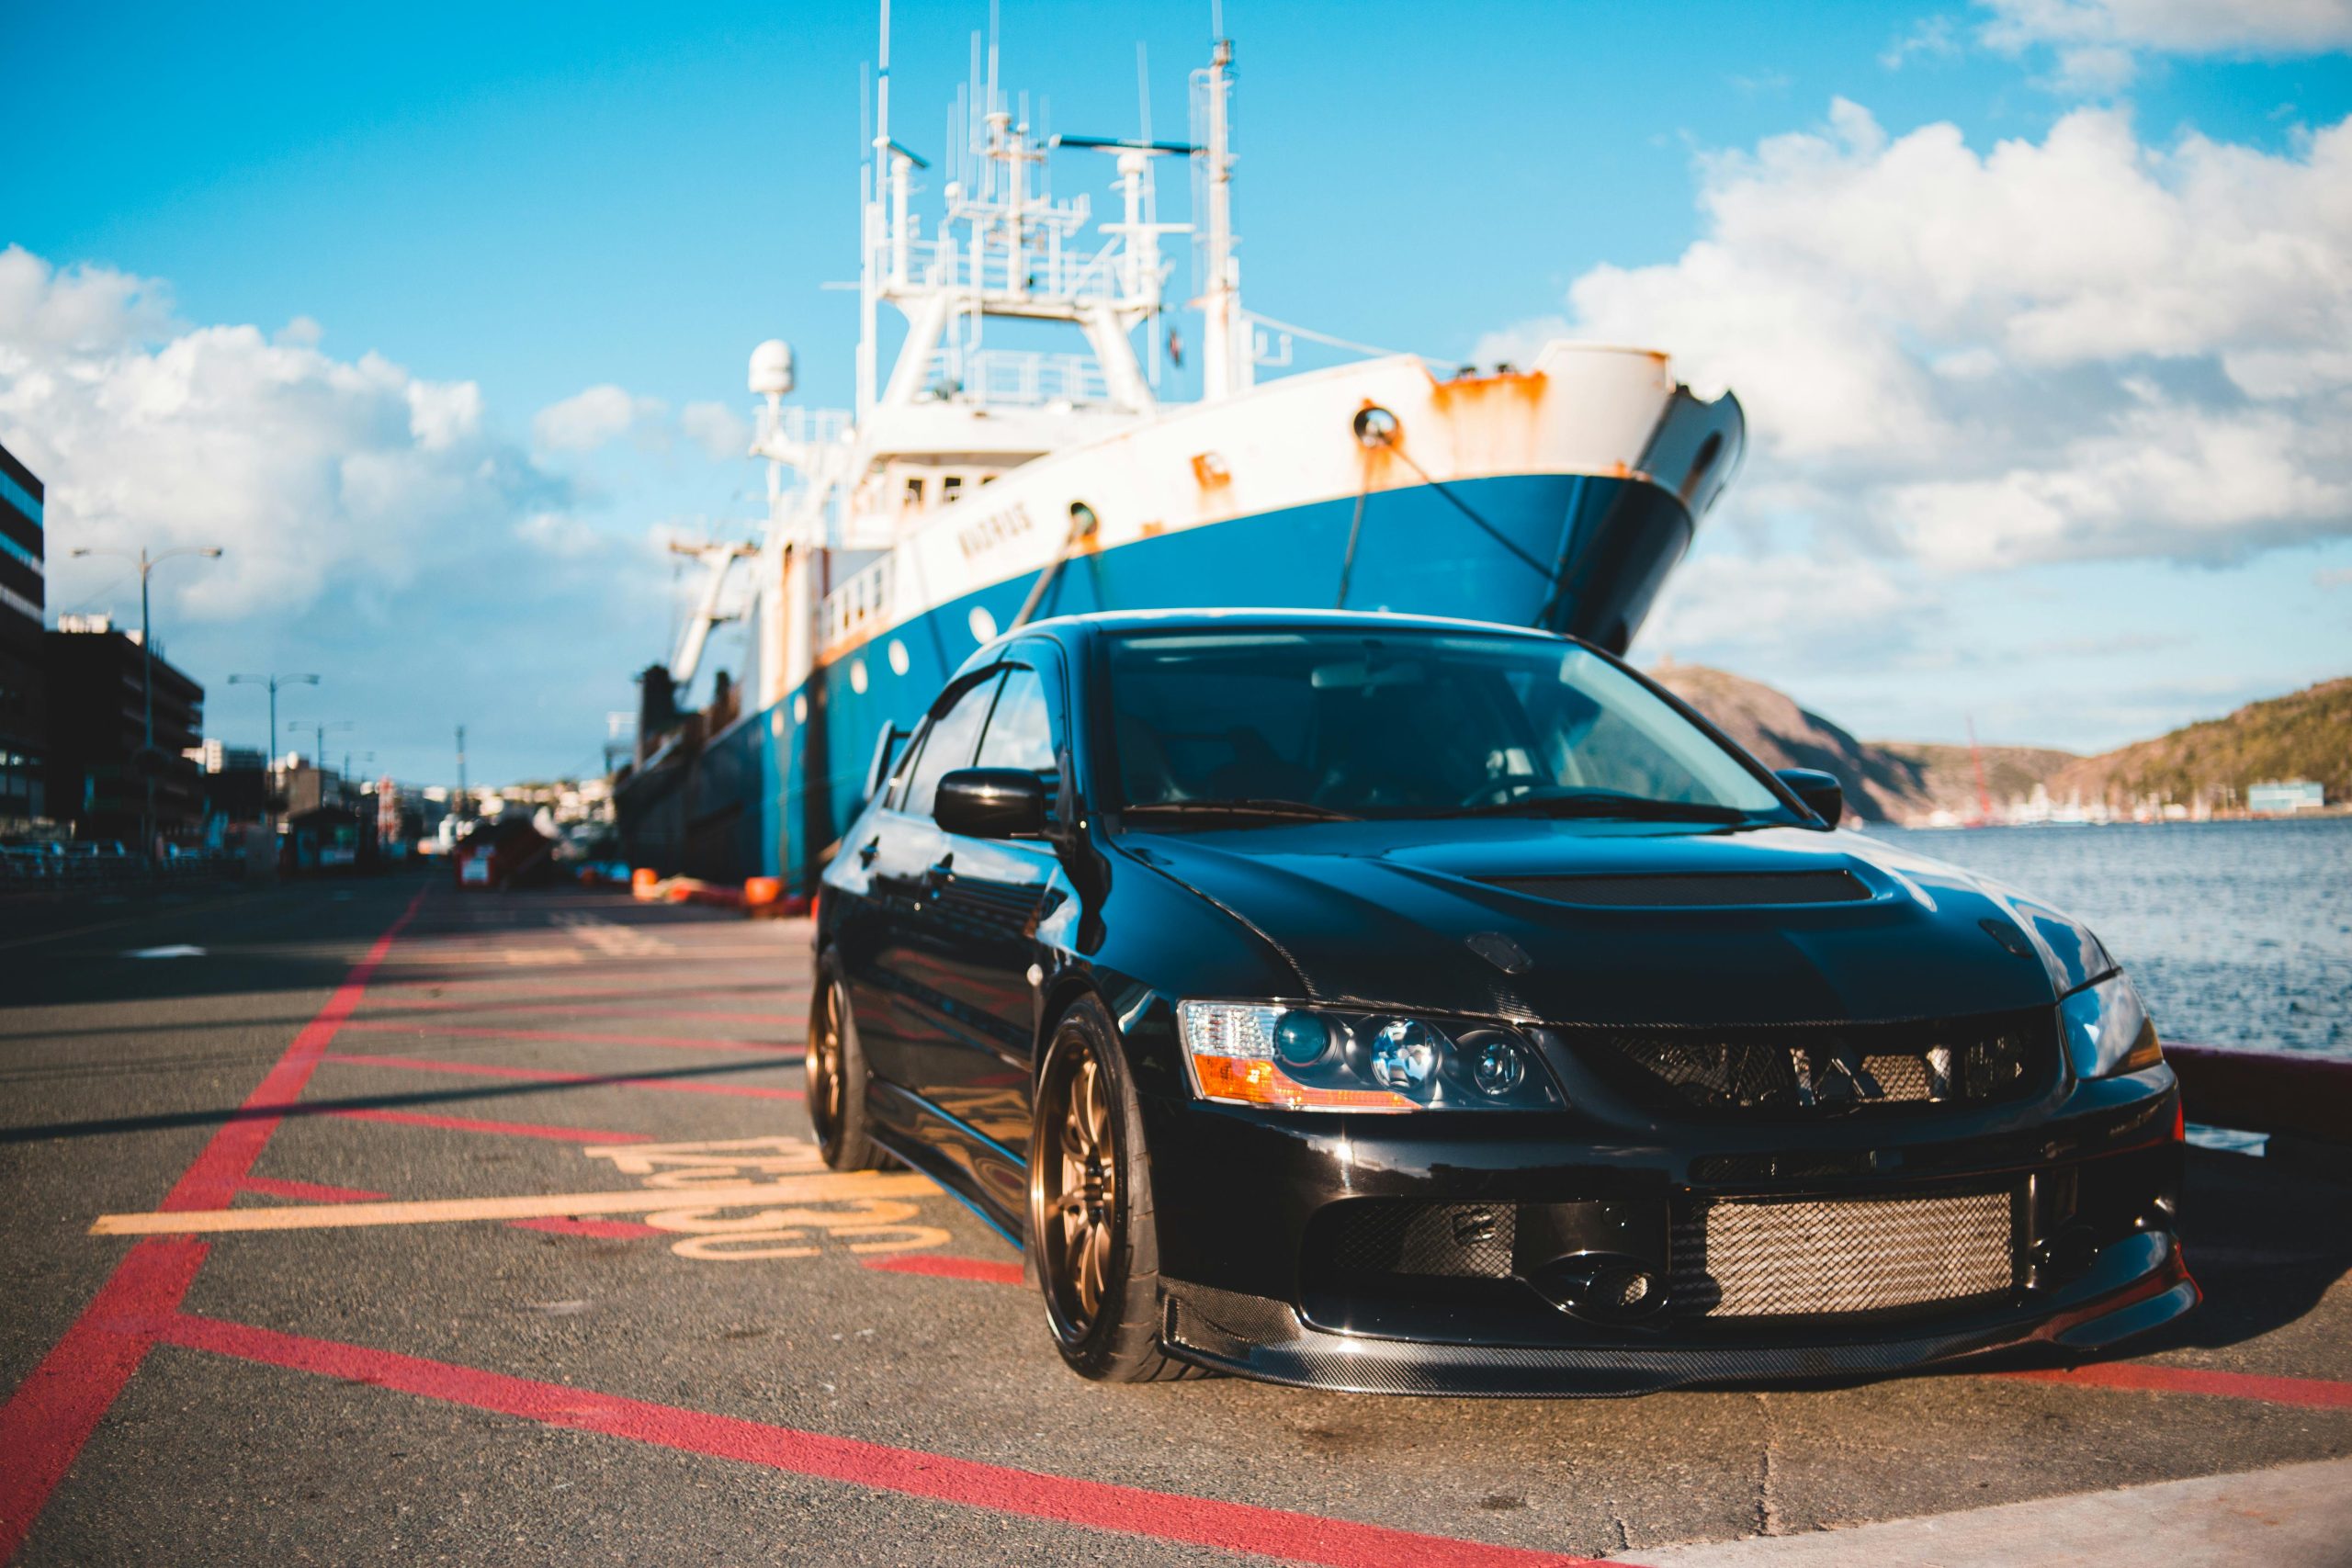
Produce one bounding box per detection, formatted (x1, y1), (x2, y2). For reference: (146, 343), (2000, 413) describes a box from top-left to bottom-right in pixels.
(227, 672), (321, 823)
(71, 545), (223, 856)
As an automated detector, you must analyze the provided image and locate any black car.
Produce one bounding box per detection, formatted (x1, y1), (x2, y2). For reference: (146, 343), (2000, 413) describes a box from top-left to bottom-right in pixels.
(809, 610), (2194, 1395)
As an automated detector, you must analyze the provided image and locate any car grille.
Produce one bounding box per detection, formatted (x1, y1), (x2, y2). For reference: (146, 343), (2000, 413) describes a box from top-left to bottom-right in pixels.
(1317, 1201), (1517, 1280)
(1672, 1190), (2017, 1319)
(1566, 1010), (2054, 1117)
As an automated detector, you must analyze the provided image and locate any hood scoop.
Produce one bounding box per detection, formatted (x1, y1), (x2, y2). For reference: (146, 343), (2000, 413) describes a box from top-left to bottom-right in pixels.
(1486, 871), (1871, 908)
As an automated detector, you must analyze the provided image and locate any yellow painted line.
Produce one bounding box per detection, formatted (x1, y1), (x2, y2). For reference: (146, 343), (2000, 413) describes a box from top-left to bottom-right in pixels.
(90, 1174), (938, 1235)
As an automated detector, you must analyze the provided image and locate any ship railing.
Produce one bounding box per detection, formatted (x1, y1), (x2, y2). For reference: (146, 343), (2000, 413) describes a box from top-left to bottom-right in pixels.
(927, 349), (1111, 408)
(757, 405), (853, 451)
(819, 556), (896, 650)
(922, 235), (1125, 307)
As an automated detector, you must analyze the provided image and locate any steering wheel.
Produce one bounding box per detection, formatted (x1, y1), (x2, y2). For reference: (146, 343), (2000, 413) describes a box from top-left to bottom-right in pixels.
(1458, 773), (1548, 808)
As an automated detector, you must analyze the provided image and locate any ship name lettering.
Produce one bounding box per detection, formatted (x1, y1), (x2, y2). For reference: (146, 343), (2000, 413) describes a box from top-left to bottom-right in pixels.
(957, 502), (1035, 560)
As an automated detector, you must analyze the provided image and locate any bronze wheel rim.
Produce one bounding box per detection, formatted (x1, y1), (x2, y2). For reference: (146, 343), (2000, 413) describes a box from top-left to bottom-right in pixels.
(1037, 1042), (1118, 1337)
(807, 982), (847, 1151)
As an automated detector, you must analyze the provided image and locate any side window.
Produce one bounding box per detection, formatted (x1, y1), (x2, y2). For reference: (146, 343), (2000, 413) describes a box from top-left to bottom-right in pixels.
(902, 671), (1003, 818)
(976, 666), (1054, 775)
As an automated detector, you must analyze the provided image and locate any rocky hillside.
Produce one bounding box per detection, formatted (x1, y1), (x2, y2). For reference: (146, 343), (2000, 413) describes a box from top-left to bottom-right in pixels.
(2046, 677), (2352, 807)
(1651, 661), (2347, 823)
(1647, 661), (1956, 823)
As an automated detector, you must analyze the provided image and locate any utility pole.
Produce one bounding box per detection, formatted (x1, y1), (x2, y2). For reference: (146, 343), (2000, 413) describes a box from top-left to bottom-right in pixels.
(306, 721), (351, 812)
(228, 672), (320, 827)
(455, 725), (469, 818)
(72, 545), (222, 858)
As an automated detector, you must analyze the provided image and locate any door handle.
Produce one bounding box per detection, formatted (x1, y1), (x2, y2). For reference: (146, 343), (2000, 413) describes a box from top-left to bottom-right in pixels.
(857, 836), (881, 869)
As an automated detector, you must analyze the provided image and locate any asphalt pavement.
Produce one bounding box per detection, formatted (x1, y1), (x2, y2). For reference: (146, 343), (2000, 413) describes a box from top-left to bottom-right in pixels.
(2, 874), (2347, 1565)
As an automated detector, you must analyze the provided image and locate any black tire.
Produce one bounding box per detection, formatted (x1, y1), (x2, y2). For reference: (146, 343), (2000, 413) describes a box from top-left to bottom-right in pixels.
(1027, 995), (1192, 1383)
(806, 965), (888, 1171)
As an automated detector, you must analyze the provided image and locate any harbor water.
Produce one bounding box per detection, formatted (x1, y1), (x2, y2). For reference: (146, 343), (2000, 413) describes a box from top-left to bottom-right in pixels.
(1871, 818), (2352, 1062)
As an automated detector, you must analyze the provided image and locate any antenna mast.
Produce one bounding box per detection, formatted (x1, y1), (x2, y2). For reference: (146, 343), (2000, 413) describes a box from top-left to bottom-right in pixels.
(1198, 38), (1247, 400)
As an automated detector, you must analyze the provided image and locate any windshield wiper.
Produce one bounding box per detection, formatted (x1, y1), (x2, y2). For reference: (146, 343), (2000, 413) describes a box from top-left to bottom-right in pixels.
(1123, 798), (1363, 823)
(1433, 790), (1761, 823)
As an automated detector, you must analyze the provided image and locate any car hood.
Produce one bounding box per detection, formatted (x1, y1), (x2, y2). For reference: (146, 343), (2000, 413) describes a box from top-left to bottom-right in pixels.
(1118, 819), (2111, 1027)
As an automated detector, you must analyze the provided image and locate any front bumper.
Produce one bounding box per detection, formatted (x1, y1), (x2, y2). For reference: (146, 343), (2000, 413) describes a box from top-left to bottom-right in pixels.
(1142, 1070), (2191, 1396)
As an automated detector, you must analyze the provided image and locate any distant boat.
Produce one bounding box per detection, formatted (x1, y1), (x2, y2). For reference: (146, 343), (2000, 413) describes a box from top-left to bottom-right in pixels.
(616, 20), (1744, 889)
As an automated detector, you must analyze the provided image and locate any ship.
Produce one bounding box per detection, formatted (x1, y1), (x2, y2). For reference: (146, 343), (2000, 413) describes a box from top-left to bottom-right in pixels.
(615, 18), (1745, 893)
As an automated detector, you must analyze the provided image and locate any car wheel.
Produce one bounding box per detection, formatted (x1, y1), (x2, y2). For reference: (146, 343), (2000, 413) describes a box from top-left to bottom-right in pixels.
(1028, 995), (1193, 1383)
(807, 966), (887, 1171)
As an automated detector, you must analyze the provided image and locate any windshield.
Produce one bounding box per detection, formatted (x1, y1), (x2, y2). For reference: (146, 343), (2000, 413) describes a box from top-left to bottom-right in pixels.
(1104, 628), (1788, 822)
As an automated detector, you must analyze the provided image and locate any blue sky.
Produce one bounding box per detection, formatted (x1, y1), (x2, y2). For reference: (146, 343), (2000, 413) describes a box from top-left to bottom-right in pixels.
(6, 0), (2350, 783)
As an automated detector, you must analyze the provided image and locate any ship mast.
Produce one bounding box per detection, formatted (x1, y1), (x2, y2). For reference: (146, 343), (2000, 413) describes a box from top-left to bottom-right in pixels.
(1197, 38), (1248, 400)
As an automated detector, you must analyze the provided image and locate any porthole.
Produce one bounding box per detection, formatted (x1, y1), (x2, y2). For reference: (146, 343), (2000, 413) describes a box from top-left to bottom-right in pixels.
(969, 605), (998, 643)
(888, 639), (910, 676)
(850, 660), (869, 694)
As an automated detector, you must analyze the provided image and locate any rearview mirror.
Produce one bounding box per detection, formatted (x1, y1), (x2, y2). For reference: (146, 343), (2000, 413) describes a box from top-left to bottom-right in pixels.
(935, 768), (1047, 839)
(1776, 768), (1845, 829)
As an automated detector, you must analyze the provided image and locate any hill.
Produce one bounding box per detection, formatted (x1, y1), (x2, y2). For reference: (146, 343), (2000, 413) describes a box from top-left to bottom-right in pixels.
(1650, 661), (2347, 824)
(1647, 661), (1954, 823)
(2045, 677), (2352, 809)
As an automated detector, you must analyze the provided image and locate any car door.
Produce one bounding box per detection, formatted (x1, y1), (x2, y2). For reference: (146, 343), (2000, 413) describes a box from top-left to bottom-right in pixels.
(914, 648), (1071, 1188)
(858, 668), (1003, 1094)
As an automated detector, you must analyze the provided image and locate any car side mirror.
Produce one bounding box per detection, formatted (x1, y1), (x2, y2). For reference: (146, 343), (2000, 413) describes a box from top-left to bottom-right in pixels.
(1776, 768), (1844, 829)
(934, 768), (1047, 839)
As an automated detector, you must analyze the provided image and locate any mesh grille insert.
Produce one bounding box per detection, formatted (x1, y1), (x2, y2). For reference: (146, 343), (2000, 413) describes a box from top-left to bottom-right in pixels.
(1673, 1190), (2016, 1319)
(1317, 1201), (1517, 1280)
(1566, 1010), (2054, 1118)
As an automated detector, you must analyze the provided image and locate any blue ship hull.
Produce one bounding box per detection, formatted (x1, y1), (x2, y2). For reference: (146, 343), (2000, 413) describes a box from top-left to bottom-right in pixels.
(625, 471), (1690, 888)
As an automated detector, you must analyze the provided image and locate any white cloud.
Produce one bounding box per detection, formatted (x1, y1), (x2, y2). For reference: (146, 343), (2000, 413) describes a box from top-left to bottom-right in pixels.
(1883, 14), (1964, 69)
(1978, 0), (2352, 90)
(1645, 553), (1932, 670)
(1477, 103), (2352, 600)
(0, 245), (566, 622)
(680, 400), (751, 461)
(531, 382), (668, 454)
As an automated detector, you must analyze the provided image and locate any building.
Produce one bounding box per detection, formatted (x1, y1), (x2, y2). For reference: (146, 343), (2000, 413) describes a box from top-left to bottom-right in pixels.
(2247, 779), (2325, 816)
(44, 615), (206, 845)
(0, 441), (45, 829)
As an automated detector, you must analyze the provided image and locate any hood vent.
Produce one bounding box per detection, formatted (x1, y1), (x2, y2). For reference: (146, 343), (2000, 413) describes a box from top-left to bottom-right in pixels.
(1487, 871), (1871, 908)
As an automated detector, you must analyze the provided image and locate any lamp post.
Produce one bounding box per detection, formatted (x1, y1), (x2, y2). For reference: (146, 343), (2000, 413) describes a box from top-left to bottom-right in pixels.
(71, 545), (222, 858)
(227, 672), (320, 826)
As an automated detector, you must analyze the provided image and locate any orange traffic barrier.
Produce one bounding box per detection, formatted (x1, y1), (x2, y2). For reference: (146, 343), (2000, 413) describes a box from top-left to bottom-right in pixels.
(744, 877), (783, 908)
(630, 867), (659, 900)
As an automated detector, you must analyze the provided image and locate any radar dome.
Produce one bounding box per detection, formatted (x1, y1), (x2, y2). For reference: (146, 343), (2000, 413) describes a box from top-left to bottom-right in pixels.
(749, 339), (796, 397)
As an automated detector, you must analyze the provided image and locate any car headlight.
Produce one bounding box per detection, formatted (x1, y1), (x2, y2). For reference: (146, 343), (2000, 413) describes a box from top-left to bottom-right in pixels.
(2059, 971), (2163, 1078)
(1177, 1000), (1563, 1111)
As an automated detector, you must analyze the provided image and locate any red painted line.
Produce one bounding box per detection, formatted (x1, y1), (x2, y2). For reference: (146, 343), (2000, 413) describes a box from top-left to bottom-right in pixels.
(155, 1313), (1603, 1568)
(322, 1108), (651, 1144)
(509, 1217), (669, 1239)
(0, 884), (427, 1562)
(0, 1239), (209, 1562)
(320, 1051), (803, 1100)
(864, 1254), (1025, 1287)
(164, 890), (428, 1212)
(236, 1176), (390, 1204)
(337, 1019), (797, 1055)
(1996, 1361), (2352, 1410)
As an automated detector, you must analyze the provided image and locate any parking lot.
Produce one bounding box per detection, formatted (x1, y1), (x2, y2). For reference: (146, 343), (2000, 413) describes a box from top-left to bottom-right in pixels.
(4, 875), (2348, 1564)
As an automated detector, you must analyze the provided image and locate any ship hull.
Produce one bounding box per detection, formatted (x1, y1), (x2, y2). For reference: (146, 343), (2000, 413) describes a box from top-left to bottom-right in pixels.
(633, 468), (1695, 886)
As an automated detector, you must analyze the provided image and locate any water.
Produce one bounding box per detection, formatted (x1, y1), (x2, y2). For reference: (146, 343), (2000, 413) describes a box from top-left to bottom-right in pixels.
(1869, 819), (2352, 1062)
